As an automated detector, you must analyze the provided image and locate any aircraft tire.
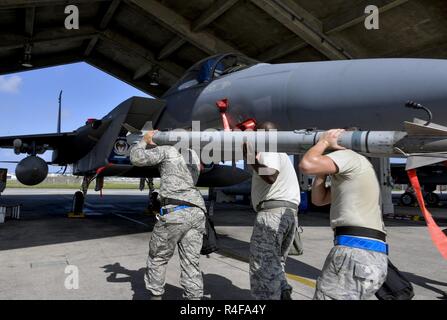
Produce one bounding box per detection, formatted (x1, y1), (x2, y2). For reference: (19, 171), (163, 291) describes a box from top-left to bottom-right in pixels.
(424, 192), (439, 207)
(400, 192), (415, 206)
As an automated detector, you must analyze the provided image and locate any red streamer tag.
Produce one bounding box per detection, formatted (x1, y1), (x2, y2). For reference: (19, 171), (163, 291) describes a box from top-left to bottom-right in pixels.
(407, 169), (447, 259)
(96, 164), (112, 199)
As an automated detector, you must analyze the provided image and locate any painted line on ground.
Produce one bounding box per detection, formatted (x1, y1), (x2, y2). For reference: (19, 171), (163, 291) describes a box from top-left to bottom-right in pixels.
(111, 213), (149, 227)
(217, 248), (316, 289)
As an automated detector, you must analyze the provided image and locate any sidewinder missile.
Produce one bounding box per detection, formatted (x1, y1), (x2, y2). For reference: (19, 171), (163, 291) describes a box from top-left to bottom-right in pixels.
(127, 119), (447, 169)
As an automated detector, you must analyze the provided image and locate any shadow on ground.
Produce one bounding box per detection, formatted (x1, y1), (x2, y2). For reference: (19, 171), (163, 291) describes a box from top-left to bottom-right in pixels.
(216, 234), (322, 281)
(216, 235), (447, 300)
(102, 262), (251, 300)
(0, 193), (444, 253)
(402, 272), (447, 300)
(0, 194), (156, 250)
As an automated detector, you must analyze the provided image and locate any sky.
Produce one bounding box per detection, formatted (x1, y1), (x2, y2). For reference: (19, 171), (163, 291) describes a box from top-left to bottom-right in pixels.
(0, 62), (149, 173)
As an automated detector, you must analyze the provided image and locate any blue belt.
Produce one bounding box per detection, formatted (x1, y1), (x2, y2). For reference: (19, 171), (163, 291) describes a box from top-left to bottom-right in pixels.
(159, 205), (190, 216)
(335, 235), (389, 255)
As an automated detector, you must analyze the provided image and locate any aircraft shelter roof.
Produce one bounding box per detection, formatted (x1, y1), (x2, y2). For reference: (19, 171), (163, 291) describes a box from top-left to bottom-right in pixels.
(0, 0), (445, 97)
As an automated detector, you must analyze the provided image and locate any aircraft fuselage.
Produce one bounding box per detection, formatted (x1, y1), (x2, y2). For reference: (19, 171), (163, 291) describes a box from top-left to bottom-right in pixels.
(158, 58), (447, 131)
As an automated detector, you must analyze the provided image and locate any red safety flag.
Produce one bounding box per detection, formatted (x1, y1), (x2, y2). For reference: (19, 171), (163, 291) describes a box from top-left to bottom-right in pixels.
(407, 169), (447, 259)
(95, 164), (112, 198)
(221, 113), (231, 131)
(216, 99), (231, 131)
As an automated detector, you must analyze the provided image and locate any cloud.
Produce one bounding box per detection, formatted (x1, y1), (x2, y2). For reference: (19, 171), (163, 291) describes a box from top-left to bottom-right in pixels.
(0, 75), (23, 94)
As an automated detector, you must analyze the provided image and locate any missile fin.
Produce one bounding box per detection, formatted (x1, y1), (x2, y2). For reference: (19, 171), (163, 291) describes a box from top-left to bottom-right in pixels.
(141, 121), (155, 131)
(405, 119), (447, 136)
(122, 123), (141, 134)
(406, 155), (447, 170)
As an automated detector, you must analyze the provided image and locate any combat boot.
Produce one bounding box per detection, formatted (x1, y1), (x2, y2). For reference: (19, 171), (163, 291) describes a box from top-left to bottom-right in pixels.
(149, 293), (162, 300)
(281, 289), (293, 300)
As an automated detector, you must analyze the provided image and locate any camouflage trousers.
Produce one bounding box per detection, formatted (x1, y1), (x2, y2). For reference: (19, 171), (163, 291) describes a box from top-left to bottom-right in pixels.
(145, 206), (206, 300)
(314, 245), (388, 300)
(249, 207), (298, 300)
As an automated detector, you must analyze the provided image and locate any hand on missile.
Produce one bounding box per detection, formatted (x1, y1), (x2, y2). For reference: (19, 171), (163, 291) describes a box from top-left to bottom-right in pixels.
(143, 130), (158, 145)
(319, 129), (346, 150)
(242, 142), (257, 164)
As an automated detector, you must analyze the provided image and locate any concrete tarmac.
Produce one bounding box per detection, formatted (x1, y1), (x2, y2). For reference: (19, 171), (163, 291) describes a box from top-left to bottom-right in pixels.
(0, 189), (445, 300)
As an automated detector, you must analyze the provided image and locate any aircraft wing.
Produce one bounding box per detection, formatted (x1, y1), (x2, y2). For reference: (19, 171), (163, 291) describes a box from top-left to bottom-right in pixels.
(95, 163), (250, 188)
(0, 132), (77, 150)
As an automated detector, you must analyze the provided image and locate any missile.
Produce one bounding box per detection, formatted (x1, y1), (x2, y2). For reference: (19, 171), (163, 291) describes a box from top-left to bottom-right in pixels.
(126, 118), (445, 170)
(125, 118), (447, 169)
(151, 129), (406, 156)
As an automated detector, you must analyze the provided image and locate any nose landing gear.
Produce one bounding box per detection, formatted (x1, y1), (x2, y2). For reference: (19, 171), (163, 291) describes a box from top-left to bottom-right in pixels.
(69, 190), (86, 218)
(68, 175), (94, 218)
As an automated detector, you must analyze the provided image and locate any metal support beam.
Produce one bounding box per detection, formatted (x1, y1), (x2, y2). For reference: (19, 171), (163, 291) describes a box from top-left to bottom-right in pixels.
(87, 53), (167, 97)
(251, 0), (350, 60)
(261, 0), (408, 62)
(132, 63), (152, 80)
(192, 0), (239, 32)
(323, 0), (408, 34)
(0, 0), (109, 9)
(99, 0), (121, 30)
(258, 38), (307, 62)
(127, 0), (239, 56)
(100, 29), (185, 83)
(158, 36), (186, 60)
(275, 0), (322, 32)
(84, 0), (121, 57)
(157, 0), (239, 60)
(84, 35), (99, 56)
(24, 7), (35, 37)
(0, 27), (182, 89)
(0, 27), (98, 51)
(0, 51), (83, 75)
(0, 24), (183, 88)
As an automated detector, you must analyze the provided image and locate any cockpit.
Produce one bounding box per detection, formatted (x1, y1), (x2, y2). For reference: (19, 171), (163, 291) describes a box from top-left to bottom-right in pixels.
(165, 53), (258, 95)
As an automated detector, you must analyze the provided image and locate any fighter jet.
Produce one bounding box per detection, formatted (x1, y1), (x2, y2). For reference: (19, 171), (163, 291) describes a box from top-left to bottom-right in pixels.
(0, 94), (249, 213)
(2, 53), (447, 213)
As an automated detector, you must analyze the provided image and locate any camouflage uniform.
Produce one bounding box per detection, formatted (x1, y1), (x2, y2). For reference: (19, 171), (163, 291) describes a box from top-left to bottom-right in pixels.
(314, 246), (388, 300)
(130, 141), (206, 300)
(249, 207), (298, 300)
(311, 150), (388, 300)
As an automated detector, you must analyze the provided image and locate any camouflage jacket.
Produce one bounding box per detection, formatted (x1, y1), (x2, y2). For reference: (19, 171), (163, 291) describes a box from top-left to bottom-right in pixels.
(130, 140), (206, 212)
